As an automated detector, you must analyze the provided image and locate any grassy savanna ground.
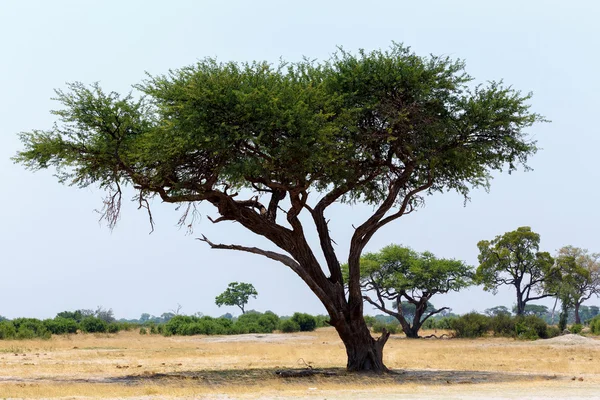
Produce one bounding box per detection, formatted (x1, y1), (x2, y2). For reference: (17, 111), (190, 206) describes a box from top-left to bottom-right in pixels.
(1, 328), (599, 399)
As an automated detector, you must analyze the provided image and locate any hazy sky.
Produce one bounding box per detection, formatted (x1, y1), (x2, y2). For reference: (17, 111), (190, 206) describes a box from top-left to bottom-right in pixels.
(1, 0), (599, 320)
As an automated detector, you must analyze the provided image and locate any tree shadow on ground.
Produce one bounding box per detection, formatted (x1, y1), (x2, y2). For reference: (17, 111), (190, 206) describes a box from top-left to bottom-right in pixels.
(106, 368), (560, 387)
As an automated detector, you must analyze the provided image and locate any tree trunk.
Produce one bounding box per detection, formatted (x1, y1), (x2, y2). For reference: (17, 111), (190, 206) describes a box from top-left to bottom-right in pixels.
(574, 302), (581, 324)
(516, 291), (525, 316)
(333, 315), (390, 372)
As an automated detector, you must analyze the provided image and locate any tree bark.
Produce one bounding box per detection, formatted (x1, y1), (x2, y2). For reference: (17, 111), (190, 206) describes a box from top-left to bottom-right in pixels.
(333, 316), (390, 372)
(574, 302), (581, 324)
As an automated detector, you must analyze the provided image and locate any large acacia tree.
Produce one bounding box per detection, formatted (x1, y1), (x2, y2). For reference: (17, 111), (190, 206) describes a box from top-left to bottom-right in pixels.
(14, 45), (542, 372)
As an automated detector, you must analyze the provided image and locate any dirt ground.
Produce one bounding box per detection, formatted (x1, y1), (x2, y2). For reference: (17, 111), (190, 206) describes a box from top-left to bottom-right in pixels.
(1, 329), (599, 399)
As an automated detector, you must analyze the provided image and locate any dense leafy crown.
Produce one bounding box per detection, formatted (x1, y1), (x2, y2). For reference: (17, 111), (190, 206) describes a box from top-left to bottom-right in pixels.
(15, 44), (541, 231)
(354, 245), (473, 296)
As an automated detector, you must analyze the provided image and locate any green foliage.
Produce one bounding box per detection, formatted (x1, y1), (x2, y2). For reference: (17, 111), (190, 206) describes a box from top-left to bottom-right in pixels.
(513, 304), (549, 318)
(0, 321), (17, 339)
(570, 323), (583, 334)
(11, 318), (51, 340)
(451, 313), (490, 338)
(590, 316), (600, 335)
(372, 322), (399, 334)
(314, 315), (330, 328)
(476, 227), (555, 315)
(290, 313), (317, 332)
(279, 319), (301, 333)
(514, 315), (549, 340)
(162, 312), (282, 336)
(488, 313), (516, 337)
(345, 244), (473, 337)
(484, 306), (512, 317)
(546, 325), (561, 338)
(43, 317), (78, 334)
(363, 315), (377, 327)
(215, 282), (258, 314)
(139, 327), (148, 335)
(80, 317), (108, 333)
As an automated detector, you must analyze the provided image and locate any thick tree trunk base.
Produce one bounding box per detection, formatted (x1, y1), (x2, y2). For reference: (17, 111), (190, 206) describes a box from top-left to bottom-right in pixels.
(337, 321), (391, 373)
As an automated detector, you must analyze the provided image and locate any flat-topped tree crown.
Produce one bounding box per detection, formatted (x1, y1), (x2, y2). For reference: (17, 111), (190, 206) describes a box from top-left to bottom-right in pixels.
(14, 44), (543, 372)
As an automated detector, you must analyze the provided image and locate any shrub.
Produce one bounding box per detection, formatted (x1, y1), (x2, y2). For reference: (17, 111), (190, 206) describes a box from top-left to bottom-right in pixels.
(514, 315), (548, 340)
(451, 313), (490, 338)
(107, 323), (121, 333)
(489, 313), (516, 337)
(546, 325), (561, 338)
(139, 327), (147, 335)
(315, 315), (330, 328)
(372, 322), (399, 334)
(11, 318), (51, 339)
(279, 319), (301, 333)
(570, 323), (583, 334)
(291, 313), (317, 332)
(363, 315), (376, 327)
(80, 317), (108, 333)
(44, 317), (78, 335)
(0, 321), (17, 339)
(164, 315), (197, 336)
(590, 317), (600, 334)
(257, 312), (280, 332)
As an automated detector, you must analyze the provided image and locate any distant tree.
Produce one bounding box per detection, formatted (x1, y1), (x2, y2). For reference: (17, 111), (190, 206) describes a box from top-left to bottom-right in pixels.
(220, 313), (233, 320)
(476, 227), (555, 316)
(551, 246), (600, 324)
(484, 306), (511, 317)
(0, 315), (8, 322)
(139, 313), (151, 323)
(512, 304), (549, 318)
(160, 312), (175, 323)
(347, 245), (473, 338)
(215, 282), (258, 314)
(94, 306), (115, 323)
(57, 309), (94, 323)
(395, 301), (436, 322)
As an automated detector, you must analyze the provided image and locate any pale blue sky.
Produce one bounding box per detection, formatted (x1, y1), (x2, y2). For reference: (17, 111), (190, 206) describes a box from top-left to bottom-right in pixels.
(1, 0), (599, 319)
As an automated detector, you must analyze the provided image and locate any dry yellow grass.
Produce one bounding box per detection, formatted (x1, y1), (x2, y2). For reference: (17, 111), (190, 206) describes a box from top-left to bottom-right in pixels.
(1, 328), (599, 398)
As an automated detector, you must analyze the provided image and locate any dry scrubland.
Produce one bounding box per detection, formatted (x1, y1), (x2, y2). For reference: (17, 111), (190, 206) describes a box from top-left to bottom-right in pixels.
(1, 328), (600, 399)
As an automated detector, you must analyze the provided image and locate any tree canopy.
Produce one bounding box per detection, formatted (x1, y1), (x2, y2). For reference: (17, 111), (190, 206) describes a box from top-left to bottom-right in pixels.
(347, 244), (473, 338)
(14, 44), (543, 372)
(476, 226), (555, 315)
(215, 282), (258, 315)
(548, 246), (600, 324)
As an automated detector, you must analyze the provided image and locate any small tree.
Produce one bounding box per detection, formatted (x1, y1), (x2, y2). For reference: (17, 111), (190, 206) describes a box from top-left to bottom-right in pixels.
(476, 227), (555, 316)
(215, 282), (258, 314)
(347, 245), (473, 338)
(484, 306), (511, 317)
(552, 246), (600, 324)
(512, 304), (549, 318)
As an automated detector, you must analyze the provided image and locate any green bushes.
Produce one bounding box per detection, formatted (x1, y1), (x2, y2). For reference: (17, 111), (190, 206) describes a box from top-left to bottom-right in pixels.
(451, 313), (490, 338)
(44, 317), (78, 334)
(372, 322), (399, 334)
(162, 312), (286, 336)
(279, 319), (301, 333)
(514, 315), (549, 340)
(290, 313), (317, 332)
(0, 321), (17, 339)
(450, 313), (558, 340)
(80, 317), (108, 333)
(570, 323), (583, 334)
(590, 317), (600, 335)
